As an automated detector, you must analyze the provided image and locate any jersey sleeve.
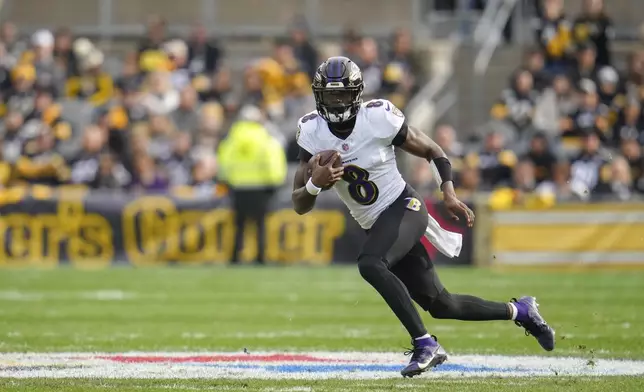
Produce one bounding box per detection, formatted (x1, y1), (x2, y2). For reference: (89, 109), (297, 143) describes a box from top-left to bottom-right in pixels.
(295, 113), (318, 157)
(364, 99), (407, 145)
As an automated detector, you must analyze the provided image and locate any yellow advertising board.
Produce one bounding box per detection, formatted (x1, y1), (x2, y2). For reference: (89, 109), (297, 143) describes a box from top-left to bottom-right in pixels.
(490, 203), (644, 267)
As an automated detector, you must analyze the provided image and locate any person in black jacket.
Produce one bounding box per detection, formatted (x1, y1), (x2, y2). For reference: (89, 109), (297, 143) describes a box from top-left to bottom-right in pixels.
(573, 0), (613, 67)
(187, 24), (223, 75)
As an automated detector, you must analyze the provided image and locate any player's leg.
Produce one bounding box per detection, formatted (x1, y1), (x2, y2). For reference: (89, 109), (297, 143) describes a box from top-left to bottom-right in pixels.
(231, 191), (248, 264)
(391, 243), (509, 320)
(391, 243), (555, 351)
(357, 187), (446, 377)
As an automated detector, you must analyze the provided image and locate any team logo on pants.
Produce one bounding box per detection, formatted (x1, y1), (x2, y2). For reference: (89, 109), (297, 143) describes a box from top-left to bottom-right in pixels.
(405, 197), (421, 212)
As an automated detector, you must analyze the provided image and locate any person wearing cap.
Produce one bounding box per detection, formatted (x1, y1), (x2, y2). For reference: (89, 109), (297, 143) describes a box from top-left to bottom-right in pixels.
(596, 66), (627, 128)
(1, 63), (38, 119)
(65, 47), (114, 106)
(25, 29), (66, 97)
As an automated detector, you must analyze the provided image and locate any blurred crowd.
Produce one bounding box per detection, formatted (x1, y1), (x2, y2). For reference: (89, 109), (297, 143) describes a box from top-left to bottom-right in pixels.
(0, 15), (424, 195)
(413, 0), (644, 207)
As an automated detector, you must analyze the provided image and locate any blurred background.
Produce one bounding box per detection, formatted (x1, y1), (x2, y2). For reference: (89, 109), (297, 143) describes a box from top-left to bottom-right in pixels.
(0, 0), (643, 267)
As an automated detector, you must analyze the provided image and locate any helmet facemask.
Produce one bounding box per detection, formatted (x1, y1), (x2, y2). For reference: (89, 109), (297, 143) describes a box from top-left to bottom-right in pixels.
(313, 84), (363, 123)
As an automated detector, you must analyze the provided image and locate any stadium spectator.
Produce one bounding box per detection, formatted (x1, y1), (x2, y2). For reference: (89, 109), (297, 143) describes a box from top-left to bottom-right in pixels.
(523, 132), (559, 184)
(341, 28), (362, 60)
(171, 86), (200, 134)
(568, 42), (599, 89)
(596, 66), (626, 130)
(115, 52), (143, 94)
(561, 79), (610, 143)
(186, 24), (223, 75)
(552, 73), (578, 119)
(488, 159), (557, 210)
(381, 28), (423, 108)
(465, 130), (517, 190)
(53, 27), (77, 78)
(164, 39), (191, 91)
(573, 0), (613, 67)
(594, 156), (633, 201)
(434, 124), (465, 182)
(619, 137), (644, 193)
(133, 154), (168, 193)
(138, 15), (167, 54)
(569, 132), (610, 200)
(65, 48), (114, 106)
(3, 63), (38, 119)
(1, 110), (28, 164)
(140, 71), (180, 116)
(145, 114), (175, 162)
(491, 69), (539, 141)
(522, 48), (550, 92)
(28, 29), (66, 97)
(358, 38), (382, 100)
(70, 126), (130, 189)
(534, 0), (573, 73)
(165, 132), (195, 187)
(624, 50), (644, 104)
(289, 17), (319, 79)
(92, 152), (132, 190)
(455, 166), (481, 201)
(190, 154), (218, 197)
(0, 22), (25, 65)
(612, 102), (644, 146)
(15, 123), (69, 186)
(195, 67), (236, 113)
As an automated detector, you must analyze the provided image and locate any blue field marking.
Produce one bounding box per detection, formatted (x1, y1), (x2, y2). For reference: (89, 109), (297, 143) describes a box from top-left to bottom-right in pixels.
(190, 362), (529, 374)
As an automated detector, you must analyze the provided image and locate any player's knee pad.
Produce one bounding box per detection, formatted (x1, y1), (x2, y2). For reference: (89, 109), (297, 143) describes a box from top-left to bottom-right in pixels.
(428, 289), (461, 319)
(357, 254), (388, 282)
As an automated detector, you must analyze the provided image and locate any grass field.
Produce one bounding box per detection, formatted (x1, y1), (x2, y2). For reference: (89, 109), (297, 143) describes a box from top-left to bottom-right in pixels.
(0, 266), (643, 391)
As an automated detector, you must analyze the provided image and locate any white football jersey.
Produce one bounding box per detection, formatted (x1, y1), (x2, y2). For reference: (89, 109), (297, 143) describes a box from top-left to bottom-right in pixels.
(297, 99), (407, 229)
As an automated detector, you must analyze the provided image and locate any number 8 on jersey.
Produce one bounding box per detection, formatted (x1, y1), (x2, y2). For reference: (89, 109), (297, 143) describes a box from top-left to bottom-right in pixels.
(343, 165), (379, 205)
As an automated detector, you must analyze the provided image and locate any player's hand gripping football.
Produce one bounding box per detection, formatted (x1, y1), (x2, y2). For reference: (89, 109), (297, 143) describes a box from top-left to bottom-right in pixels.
(443, 190), (475, 227)
(310, 153), (344, 189)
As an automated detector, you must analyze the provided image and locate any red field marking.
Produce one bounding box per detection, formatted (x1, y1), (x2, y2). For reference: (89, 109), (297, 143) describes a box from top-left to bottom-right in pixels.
(93, 354), (356, 363)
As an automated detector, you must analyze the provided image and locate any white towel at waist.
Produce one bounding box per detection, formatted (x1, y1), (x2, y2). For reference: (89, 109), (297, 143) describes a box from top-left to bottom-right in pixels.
(424, 213), (462, 258)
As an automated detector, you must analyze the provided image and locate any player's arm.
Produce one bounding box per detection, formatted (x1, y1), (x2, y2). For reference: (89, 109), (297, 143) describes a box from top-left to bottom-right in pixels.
(397, 124), (474, 226)
(291, 148), (343, 215)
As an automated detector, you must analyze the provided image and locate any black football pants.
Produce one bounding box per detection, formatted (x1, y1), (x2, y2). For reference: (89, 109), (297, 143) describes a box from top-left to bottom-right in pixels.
(357, 185), (510, 339)
(231, 189), (274, 264)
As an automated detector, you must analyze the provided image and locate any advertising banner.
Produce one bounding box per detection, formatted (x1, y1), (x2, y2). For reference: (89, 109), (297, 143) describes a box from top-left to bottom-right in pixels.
(0, 189), (473, 267)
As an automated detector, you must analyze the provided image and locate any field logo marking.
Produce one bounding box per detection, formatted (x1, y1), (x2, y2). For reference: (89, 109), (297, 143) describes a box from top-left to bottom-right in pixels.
(1, 352), (643, 379)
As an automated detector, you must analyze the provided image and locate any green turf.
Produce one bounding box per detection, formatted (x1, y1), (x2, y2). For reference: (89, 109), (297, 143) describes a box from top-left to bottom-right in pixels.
(1, 376), (644, 392)
(0, 266), (643, 391)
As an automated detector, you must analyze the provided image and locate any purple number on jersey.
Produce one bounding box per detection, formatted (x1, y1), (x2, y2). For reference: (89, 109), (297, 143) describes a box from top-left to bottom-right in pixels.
(301, 113), (318, 123)
(343, 165), (379, 205)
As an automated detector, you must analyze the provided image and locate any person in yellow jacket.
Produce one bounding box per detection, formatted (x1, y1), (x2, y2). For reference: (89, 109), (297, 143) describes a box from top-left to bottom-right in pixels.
(217, 113), (287, 264)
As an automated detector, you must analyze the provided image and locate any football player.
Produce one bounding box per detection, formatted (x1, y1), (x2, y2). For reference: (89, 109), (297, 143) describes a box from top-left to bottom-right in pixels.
(292, 57), (555, 378)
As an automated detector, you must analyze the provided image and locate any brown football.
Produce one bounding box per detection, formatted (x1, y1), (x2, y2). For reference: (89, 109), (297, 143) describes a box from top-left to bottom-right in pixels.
(307, 150), (342, 191)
